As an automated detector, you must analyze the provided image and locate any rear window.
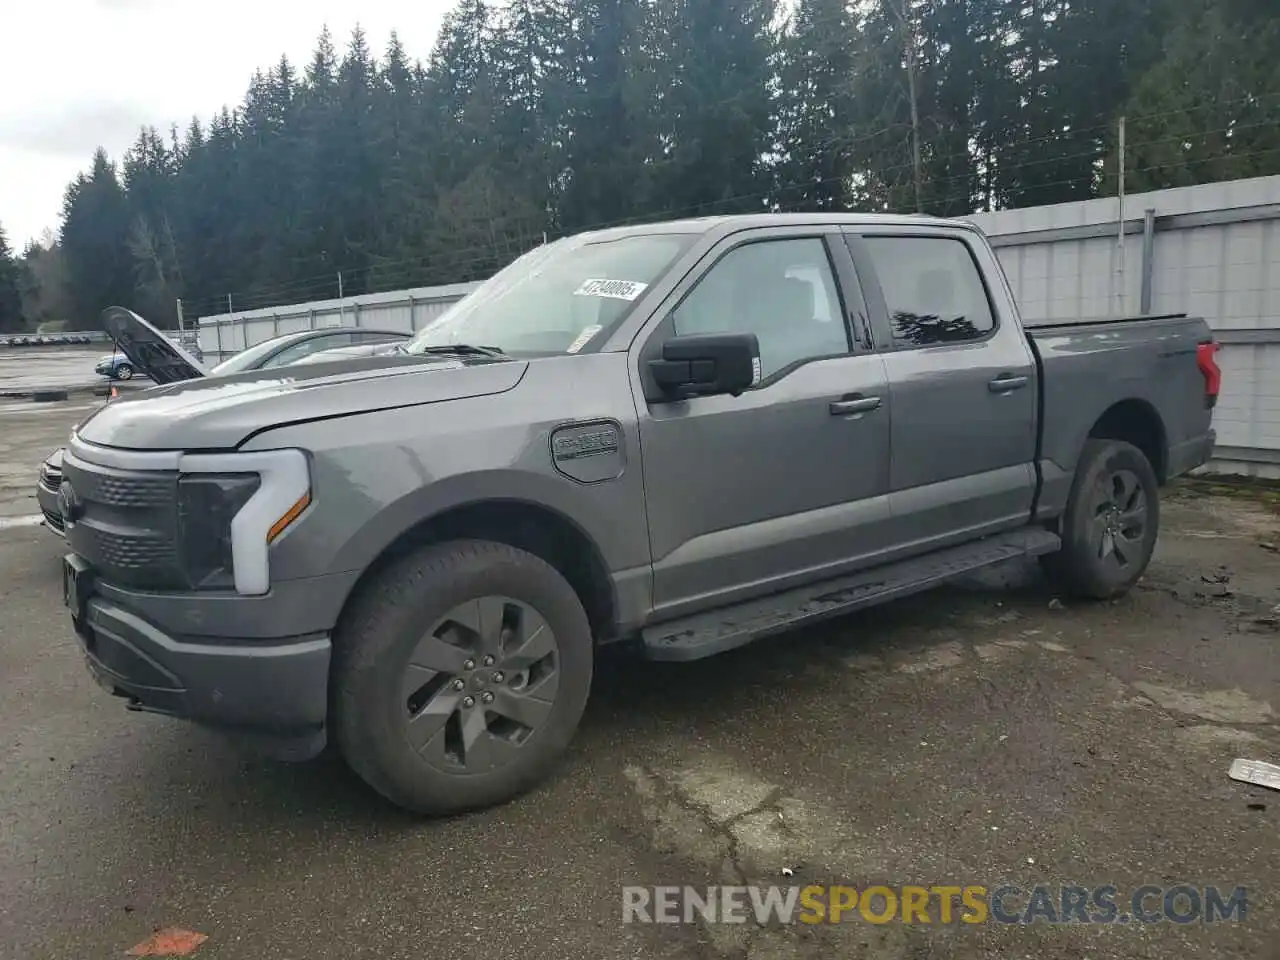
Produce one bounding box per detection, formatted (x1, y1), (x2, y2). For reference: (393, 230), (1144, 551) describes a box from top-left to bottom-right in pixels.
(863, 236), (995, 346)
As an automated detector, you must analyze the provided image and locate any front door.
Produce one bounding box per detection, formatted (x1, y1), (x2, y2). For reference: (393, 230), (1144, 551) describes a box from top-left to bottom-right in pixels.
(633, 231), (893, 620)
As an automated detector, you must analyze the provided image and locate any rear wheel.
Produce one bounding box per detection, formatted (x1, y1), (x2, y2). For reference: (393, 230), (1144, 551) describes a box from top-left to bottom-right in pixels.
(333, 540), (594, 815)
(115, 363), (134, 380)
(1040, 439), (1159, 599)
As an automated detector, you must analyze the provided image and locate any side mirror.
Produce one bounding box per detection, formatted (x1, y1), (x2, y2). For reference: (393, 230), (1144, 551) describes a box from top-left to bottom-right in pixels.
(648, 333), (760, 400)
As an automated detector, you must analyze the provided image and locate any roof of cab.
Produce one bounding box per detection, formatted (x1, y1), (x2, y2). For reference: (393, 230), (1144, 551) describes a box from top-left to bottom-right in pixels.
(574, 211), (977, 244)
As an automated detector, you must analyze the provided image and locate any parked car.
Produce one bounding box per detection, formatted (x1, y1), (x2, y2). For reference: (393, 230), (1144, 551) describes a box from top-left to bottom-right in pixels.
(56, 214), (1219, 816)
(39, 321), (409, 538)
(35, 448), (65, 535)
(209, 327), (411, 374)
(94, 352), (139, 380)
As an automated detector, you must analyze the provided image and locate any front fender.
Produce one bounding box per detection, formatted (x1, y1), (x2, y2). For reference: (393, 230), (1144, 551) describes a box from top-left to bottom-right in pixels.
(328, 467), (627, 575)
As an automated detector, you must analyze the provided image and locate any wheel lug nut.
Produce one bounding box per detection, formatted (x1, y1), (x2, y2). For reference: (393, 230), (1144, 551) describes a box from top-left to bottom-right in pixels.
(462, 696), (475, 709)
(492, 671), (505, 684)
(452, 679), (465, 691)
(482, 691), (494, 704)
(463, 659), (476, 671)
(482, 655), (495, 667)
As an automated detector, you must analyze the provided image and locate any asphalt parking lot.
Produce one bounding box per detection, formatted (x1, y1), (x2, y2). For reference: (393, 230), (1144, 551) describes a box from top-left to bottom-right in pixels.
(1, 396), (1277, 960)
(0, 346), (122, 398)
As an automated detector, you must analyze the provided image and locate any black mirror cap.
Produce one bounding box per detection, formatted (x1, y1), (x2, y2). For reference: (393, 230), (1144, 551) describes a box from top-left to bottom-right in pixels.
(648, 333), (760, 400)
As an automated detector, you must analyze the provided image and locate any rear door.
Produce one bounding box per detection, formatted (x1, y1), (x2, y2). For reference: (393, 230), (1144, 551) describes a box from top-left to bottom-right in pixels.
(632, 228), (893, 620)
(844, 229), (1038, 552)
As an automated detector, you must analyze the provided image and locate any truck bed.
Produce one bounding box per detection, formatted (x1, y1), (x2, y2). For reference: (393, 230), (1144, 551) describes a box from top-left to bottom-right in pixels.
(1026, 312), (1216, 520)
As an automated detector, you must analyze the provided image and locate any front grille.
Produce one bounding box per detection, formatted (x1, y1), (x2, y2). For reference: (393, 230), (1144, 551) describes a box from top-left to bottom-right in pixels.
(71, 470), (173, 509)
(76, 523), (177, 570)
(61, 454), (183, 589)
(42, 508), (64, 533)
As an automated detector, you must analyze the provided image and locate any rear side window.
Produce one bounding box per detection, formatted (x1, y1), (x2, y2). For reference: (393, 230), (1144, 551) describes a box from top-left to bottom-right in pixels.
(862, 236), (995, 346)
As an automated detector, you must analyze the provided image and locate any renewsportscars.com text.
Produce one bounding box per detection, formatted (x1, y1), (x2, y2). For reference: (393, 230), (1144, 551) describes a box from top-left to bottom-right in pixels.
(621, 884), (1248, 926)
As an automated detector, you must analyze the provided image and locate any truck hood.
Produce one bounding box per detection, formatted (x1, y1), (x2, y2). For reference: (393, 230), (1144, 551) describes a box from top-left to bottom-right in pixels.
(74, 353), (528, 450)
(101, 306), (208, 384)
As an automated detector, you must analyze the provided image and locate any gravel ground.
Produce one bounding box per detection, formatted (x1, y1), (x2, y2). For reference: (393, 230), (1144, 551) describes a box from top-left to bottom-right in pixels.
(1, 399), (1276, 960)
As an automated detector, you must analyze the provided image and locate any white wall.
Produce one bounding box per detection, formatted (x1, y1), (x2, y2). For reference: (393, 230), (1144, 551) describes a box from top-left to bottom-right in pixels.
(966, 175), (1280, 477)
(195, 281), (481, 364)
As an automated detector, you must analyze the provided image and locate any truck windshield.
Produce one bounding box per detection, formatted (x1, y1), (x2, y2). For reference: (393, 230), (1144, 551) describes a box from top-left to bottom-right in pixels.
(404, 232), (693, 357)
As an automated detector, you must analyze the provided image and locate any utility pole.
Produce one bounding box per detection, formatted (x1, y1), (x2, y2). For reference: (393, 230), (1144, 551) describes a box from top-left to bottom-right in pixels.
(338, 271), (345, 326)
(1116, 116), (1127, 315)
(887, 0), (924, 213)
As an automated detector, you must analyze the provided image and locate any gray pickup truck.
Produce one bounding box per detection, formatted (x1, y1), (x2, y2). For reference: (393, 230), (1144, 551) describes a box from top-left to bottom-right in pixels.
(57, 213), (1221, 814)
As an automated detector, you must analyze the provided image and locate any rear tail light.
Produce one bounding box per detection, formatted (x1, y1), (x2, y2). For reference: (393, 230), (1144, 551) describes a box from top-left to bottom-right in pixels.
(1196, 341), (1221, 409)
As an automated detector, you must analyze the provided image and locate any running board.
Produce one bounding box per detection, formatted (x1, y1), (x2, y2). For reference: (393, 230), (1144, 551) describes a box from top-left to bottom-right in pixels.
(641, 528), (1061, 662)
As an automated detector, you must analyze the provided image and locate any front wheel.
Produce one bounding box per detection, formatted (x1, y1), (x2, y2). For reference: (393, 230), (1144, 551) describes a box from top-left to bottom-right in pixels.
(115, 363), (134, 380)
(1040, 439), (1160, 599)
(333, 540), (594, 815)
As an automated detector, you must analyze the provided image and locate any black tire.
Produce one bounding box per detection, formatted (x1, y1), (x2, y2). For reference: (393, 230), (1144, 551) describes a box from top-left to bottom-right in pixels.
(333, 539), (594, 815)
(1040, 439), (1160, 599)
(115, 364), (134, 380)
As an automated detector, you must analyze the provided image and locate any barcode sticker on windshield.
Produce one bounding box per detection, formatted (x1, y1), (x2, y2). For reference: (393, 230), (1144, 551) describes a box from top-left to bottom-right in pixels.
(566, 325), (603, 354)
(574, 278), (648, 301)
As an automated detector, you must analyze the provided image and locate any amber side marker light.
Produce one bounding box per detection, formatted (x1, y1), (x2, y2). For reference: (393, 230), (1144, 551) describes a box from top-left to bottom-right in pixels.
(268, 491), (312, 543)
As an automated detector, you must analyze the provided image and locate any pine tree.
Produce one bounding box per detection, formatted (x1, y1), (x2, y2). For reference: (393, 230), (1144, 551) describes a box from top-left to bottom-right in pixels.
(1117, 0), (1280, 192)
(0, 224), (23, 331)
(23, 0), (1280, 326)
(653, 0), (779, 216)
(775, 0), (860, 211)
(59, 149), (135, 326)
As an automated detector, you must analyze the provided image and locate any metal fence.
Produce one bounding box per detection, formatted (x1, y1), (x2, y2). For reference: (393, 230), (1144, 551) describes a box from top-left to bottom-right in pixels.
(193, 281), (481, 364)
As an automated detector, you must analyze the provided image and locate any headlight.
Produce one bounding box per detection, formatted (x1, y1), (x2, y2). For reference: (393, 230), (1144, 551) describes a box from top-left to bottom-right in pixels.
(178, 474), (261, 589)
(176, 449), (311, 595)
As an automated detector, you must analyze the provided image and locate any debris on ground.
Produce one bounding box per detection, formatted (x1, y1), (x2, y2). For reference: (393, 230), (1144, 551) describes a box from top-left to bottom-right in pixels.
(125, 928), (208, 957)
(1228, 759), (1280, 792)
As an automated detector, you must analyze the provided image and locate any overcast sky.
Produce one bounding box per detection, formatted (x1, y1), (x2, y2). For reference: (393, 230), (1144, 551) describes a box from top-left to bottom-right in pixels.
(0, 0), (452, 250)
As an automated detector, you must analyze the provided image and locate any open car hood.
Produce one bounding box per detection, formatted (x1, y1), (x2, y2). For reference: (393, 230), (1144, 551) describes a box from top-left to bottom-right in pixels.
(101, 306), (208, 385)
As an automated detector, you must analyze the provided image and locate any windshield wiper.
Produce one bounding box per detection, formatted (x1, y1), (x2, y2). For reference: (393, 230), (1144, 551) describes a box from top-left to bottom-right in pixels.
(416, 344), (509, 360)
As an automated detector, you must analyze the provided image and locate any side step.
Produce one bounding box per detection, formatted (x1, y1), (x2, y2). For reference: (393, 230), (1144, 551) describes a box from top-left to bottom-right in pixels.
(641, 528), (1061, 662)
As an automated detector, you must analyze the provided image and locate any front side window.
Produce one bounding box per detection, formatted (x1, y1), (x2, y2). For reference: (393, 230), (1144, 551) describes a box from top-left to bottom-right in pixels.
(862, 236), (995, 346)
(406, 233), (694, 357)
(671, 237), (850, 378)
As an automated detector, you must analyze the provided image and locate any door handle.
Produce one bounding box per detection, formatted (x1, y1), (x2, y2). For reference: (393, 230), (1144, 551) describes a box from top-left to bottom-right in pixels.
(988, 375), (1029, 393)
(829, 396), (882, 416)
